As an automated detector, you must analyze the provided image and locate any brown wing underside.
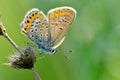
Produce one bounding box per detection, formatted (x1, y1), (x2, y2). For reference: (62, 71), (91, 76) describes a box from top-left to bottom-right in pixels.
(47, 7), (76, 48)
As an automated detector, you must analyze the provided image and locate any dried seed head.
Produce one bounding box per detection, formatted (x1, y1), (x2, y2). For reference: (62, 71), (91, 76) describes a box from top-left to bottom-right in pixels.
(8, 46), (36, 69)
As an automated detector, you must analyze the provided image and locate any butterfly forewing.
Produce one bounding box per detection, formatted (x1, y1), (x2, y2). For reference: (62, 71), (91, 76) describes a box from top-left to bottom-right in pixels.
(47, 7), (76, 48)
(21, 8), (49, 44)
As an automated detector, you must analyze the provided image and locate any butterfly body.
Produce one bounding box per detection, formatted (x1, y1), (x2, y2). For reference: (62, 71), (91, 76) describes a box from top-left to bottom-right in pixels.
(20, 7), (76, 54)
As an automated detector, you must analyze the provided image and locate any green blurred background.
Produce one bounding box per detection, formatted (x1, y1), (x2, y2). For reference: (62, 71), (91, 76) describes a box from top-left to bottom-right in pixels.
(0, 0), (120, 80)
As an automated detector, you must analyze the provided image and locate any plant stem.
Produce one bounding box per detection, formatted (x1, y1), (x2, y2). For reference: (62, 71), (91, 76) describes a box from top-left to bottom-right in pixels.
(4, 33), (23, 55)
(31, 67), (42, 80)
(0, 19), (23, 55)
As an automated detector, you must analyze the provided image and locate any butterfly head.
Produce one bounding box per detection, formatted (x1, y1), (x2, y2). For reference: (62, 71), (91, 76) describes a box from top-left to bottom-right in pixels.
(40, 47), (56, 55)
(36, 43), (56, 55)
(48, 48), (56, 54)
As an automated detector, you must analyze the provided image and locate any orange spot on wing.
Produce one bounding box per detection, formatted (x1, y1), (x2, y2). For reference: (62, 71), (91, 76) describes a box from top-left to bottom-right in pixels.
(62, 12), (71, 16)
(25, 14), (45, 33)
(55, 13), (59, 18)
(50, 11), (72, 19)
(39, 15), (44, 19)
(50, 14), (55, 19)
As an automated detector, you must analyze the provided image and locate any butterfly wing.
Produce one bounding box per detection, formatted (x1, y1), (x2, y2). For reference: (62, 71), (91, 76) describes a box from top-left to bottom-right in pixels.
(20, 8), (49, 45)
(47, 7), (76, 49)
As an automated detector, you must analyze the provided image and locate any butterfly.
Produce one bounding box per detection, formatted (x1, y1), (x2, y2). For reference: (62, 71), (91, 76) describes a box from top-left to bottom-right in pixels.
(20, 6), (76, 55)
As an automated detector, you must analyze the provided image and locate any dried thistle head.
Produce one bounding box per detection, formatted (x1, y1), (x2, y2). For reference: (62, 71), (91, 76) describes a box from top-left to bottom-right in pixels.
(8, 46), (36, 69)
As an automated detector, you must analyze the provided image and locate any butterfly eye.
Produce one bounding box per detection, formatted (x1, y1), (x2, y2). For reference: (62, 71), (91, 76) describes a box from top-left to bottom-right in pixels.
(51, 49), (55, 54)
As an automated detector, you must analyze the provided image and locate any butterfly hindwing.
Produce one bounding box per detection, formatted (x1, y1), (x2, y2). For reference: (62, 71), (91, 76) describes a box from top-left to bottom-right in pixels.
(47, 7), (76, 48)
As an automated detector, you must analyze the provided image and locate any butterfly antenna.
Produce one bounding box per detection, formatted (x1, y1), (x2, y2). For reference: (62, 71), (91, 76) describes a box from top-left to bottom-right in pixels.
(61, 53), (69, 59)
(56, 50), (69, 59)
